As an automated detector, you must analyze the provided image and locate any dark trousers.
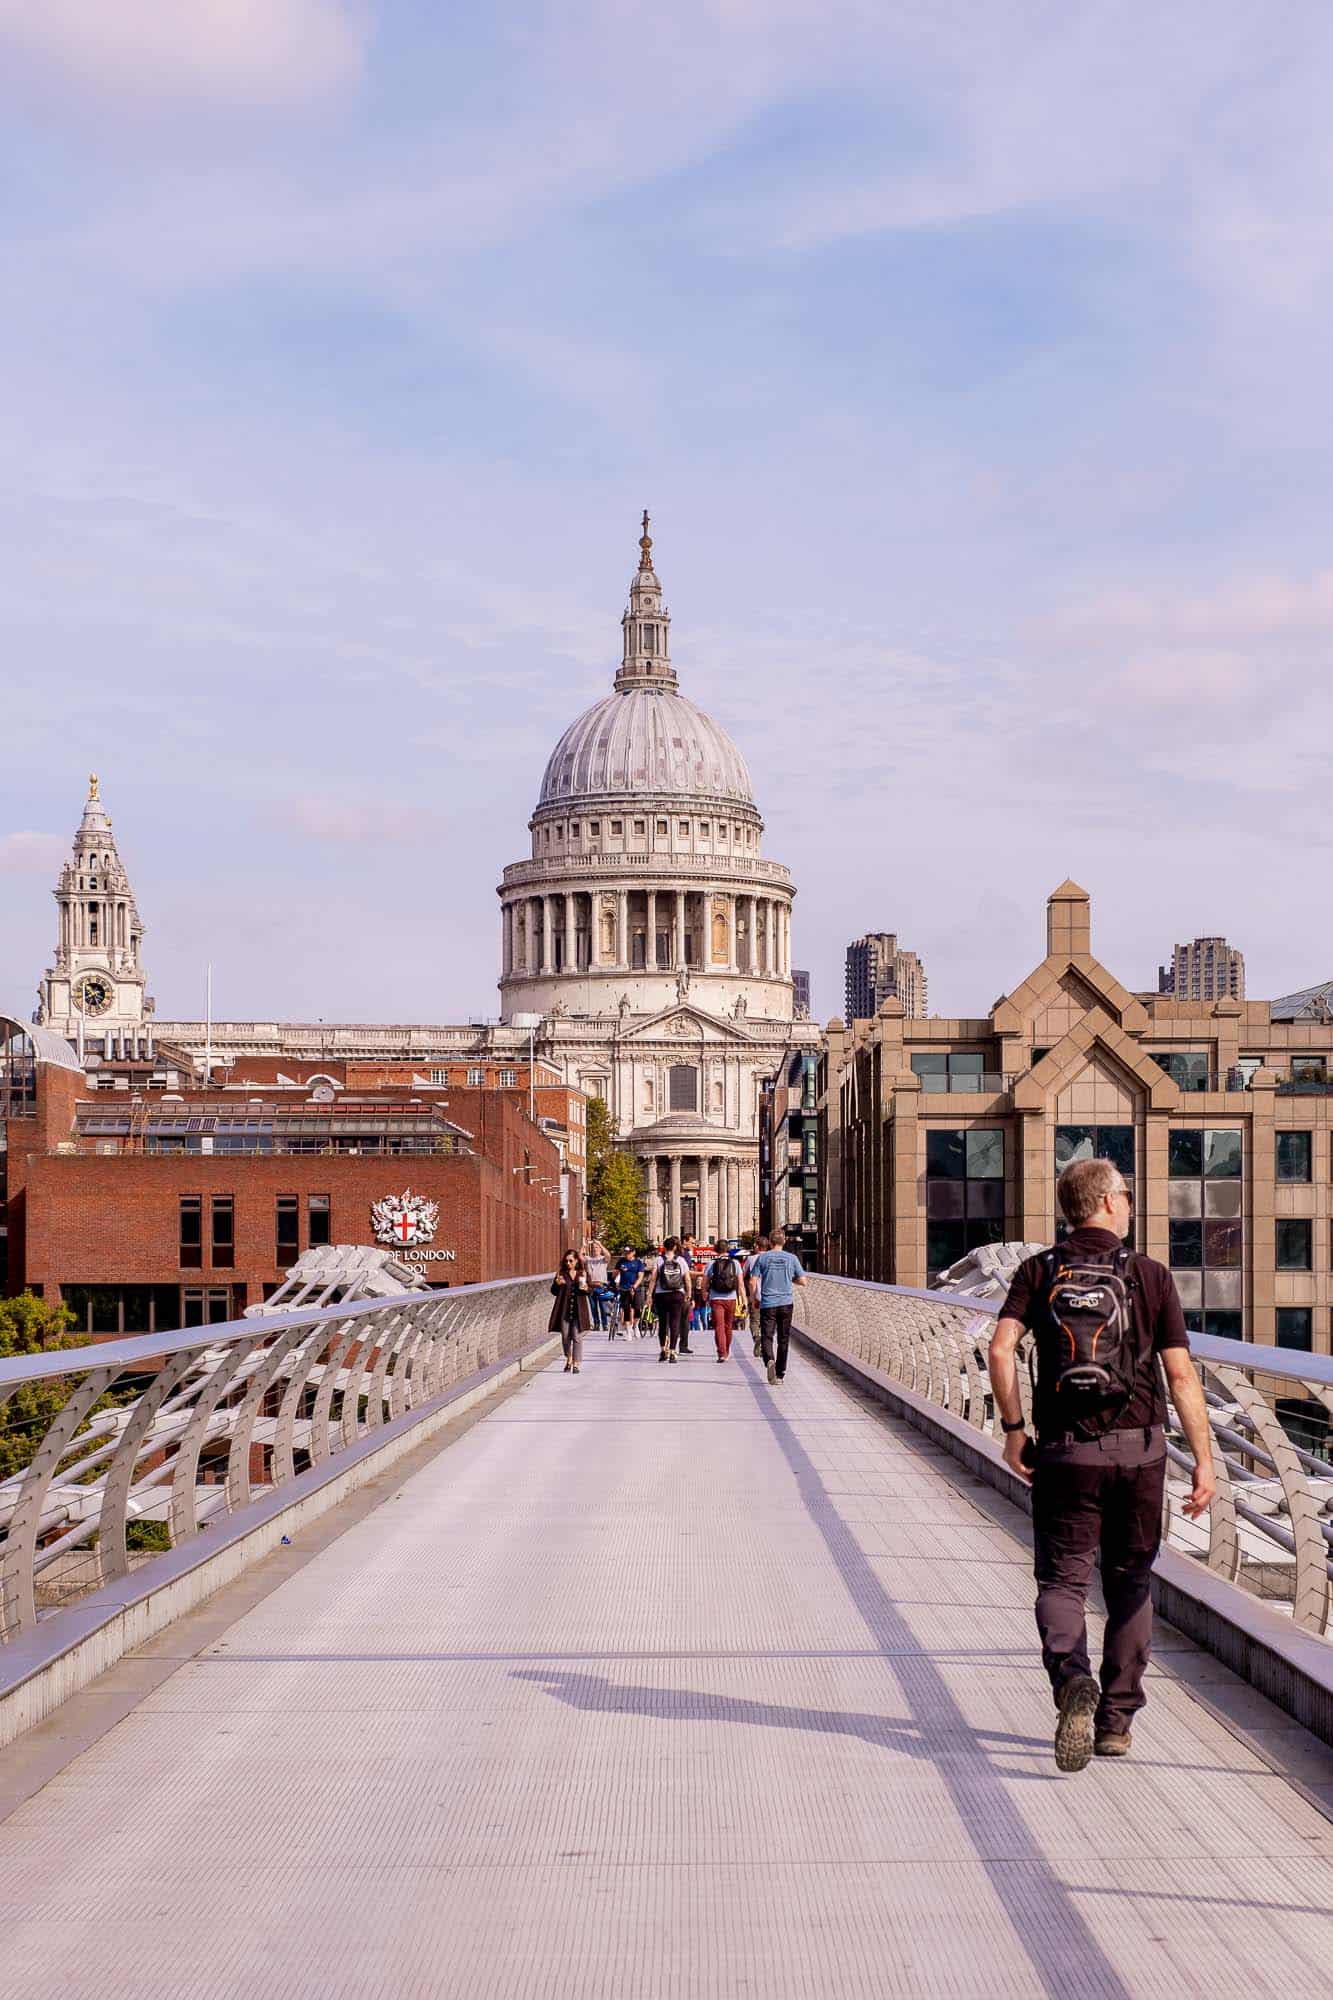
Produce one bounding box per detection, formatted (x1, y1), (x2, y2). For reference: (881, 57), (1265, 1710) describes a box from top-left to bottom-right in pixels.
(588, 1289), (605, 1330)
(655, 1293), (686, 1352)
(1031, 1427), (1166, 1735)
(759, 1304), (793, 1377)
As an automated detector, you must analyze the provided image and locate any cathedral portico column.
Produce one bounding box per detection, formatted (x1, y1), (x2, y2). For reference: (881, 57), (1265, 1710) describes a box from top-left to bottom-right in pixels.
(699, 1156), (712, 1242)
(783, 904), (791, 976)
(527, 897), (539, 974)
(727, 895), (738, 972)
(617, 888), (629, 969)
(726, 1158), (738, 1239)
(564, 892), (576, 975)
(669, 1156), (682, 1238)
(675, 889), (687, 969)
(542, 896), (554, 974)
(647, 889), (658, 969)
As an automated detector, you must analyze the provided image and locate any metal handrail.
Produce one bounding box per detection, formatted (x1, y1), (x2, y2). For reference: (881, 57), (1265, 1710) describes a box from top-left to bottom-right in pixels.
(0, 1275), (552, 1642)
(791, 1274), (1333, 1638)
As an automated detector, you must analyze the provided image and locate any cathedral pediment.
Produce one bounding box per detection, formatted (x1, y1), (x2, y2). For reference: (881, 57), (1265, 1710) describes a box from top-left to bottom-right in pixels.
(617, 1003), (753, 1046)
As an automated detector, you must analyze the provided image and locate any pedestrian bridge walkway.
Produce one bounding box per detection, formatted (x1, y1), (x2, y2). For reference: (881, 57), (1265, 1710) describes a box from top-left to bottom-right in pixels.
(2, 1331), (1331, 1998)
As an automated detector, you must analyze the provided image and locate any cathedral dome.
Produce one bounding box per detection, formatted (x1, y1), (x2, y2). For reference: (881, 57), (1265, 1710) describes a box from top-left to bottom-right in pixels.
(537, 686), (753, 810)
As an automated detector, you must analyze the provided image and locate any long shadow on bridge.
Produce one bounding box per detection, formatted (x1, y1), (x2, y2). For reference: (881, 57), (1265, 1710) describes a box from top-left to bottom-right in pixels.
(523, 1355), (1138, 2000)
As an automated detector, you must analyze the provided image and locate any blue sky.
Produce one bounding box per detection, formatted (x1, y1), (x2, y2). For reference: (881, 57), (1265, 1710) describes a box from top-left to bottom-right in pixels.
(2, 1), (1331, 1026)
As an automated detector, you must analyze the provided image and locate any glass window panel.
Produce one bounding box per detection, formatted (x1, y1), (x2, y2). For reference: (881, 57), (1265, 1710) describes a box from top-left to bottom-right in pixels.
(1276, 1219), (1312, 1270)
(90, 1288), (120, 1334)
(1169, 1219), (1203, 1268)
(926, 1180), (965, 1219)
(966, 1129), (1004, 1179)
(152, 1286), (182, 1332)
(1291, 1056), (1327, 1085)
(1204, 1310), (1243, 1341)
(1276, 1307), (1314, 1351)
(1168, 1180), (1203, 1219)
(967, 1179), (1004, 1219)
(925, 1130), (966, 1179)
(965, 1216), (1005, 1250)
(1173, 1270), (1203, 1308)
(1202, 1180), (1242, 1219)
(121, 1287), (151, 1333)
(1204, 1219), (1243, 1268)
(1182, 1308), (1204, 1335)
(1204, 1129), (1243, 1179)
(1204, 1268), (1243, 1309)
(948, 1053), (985, 1077)
(911, 1052), (948, 1076)
(927, 1220), (966, 1274)
(1168, 1130), (1203, 1178)
(1055, 1127), (1095, 1173)
(1275, 1131), (1312, 1183)
(1096, 1127), (1135, 1175)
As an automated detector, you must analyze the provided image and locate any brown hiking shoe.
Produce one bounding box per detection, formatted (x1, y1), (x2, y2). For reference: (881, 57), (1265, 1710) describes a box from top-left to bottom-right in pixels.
(1054, 1674), (1099, 1773)
(1094, 1731), (1132, 1757)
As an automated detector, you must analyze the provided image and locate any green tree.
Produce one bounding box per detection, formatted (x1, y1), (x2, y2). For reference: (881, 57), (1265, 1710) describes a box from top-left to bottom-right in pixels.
(0, 1292), (84, 1482)
(585, 1096), (647, 1249)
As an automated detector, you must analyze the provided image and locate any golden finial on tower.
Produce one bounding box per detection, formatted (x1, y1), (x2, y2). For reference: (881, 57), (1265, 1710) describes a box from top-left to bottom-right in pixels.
(638, 509), (653, 570)
(88, 773), (99, 801)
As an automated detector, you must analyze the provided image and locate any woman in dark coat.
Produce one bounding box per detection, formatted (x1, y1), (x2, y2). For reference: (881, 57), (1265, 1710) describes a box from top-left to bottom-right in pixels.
(548, 1250), (592, 1373)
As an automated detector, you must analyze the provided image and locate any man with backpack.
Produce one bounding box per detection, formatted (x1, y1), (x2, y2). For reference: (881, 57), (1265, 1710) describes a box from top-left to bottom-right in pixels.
(652, 1236), (692, 1363)
(704, 1242), (742, 1362)
(988, 1157), (1215, 1773)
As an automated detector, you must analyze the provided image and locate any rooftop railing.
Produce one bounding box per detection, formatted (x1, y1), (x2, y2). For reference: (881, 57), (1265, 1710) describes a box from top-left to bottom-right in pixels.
(0, 1276), (551, 1645)
(793, 1274), (1333, 1638)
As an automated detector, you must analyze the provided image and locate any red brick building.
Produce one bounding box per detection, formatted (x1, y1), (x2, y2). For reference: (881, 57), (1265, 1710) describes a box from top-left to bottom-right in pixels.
(1, 1018), (564, 1335)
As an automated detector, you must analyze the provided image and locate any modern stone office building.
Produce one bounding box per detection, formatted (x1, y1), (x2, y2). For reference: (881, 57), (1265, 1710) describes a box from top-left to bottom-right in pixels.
(821, 880), (1333, 1356)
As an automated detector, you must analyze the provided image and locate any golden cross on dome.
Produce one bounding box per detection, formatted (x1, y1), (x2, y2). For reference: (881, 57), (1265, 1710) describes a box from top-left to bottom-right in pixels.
(638, 509), (653, 570)
(88, 773), (99, 800)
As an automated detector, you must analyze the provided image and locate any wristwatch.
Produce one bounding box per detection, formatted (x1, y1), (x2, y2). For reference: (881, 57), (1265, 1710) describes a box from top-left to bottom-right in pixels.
(1001, 1417), (1027, 1434)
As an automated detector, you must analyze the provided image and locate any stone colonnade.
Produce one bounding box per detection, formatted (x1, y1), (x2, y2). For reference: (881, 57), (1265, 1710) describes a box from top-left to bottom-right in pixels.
(638, 1153), (752, 1243)
(502, 889), (791, 980)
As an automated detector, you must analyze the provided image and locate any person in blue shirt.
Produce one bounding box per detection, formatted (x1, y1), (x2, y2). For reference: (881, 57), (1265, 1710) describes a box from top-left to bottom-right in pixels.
(747, 1228), (807, 1386)
(614, 1247), (646, 1335)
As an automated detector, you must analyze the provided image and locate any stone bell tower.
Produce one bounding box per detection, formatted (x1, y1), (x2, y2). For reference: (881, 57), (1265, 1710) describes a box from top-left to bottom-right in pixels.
(38, 775), (154, 1056)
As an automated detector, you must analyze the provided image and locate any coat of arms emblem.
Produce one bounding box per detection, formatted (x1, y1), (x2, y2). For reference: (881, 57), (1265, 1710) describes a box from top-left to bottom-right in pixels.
(370, 1188), (440, 1248)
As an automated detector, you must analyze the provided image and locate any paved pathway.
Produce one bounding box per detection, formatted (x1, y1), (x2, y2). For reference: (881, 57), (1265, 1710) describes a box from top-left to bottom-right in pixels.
(2, 1334), (1333, 1997)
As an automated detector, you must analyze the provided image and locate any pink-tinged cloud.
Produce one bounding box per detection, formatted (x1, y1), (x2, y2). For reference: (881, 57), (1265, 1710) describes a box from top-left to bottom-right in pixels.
(0, 832), (68, 875)
(0, 0), (366, 106)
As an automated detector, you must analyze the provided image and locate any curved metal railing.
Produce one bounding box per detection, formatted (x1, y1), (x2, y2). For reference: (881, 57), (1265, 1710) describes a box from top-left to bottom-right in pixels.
(0, 1276), (553, 1643)
(792, 1273), (1333, 1638)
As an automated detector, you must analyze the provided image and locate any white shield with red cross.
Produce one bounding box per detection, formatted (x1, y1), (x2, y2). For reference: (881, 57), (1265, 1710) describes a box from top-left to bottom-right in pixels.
(370, 1189), (440, 1249)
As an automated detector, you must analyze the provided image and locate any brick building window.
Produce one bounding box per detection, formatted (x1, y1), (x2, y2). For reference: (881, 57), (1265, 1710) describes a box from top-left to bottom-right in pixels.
(1276, 1307), (1313, 1351)
(499, 1068), (517, 1088)
(430, 1068), (449, 1086)
(1276, 1132), (1312, 1182)
(1168, 1127), (1242, 1337)
(308, 1193), (331, 1247)
(179, 1196), (202, 1269)
(1276, 1219), (1312, 1270)
(925, 1128), (1005, 1278)
(276, 1195), (300, 1269)
(467, 1067), (484, 1085)
(211, 1196), (234, 1269)
(183, 1287), (234, 1327)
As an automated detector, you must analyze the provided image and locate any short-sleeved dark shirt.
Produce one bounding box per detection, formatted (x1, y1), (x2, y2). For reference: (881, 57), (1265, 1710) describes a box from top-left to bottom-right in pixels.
(999, 1226), (1190, 1438)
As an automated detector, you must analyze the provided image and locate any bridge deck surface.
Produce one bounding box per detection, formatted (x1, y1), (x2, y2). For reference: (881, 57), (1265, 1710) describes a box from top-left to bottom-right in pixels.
(3, 1335), (1333, 1997)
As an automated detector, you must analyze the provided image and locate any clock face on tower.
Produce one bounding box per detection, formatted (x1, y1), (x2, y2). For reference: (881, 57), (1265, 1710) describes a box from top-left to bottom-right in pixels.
(75, 973), (114, 1017)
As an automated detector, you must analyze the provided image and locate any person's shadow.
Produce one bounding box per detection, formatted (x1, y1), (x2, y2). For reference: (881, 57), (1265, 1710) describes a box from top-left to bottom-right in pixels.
(512, 1665), (1052, 1775)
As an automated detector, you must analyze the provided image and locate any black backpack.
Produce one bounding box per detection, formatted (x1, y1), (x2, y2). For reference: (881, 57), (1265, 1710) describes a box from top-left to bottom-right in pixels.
(708, 1255), (738, 1294)
(657, 1258), (686, 1293)
(1034, 1247), (1138, 1420)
